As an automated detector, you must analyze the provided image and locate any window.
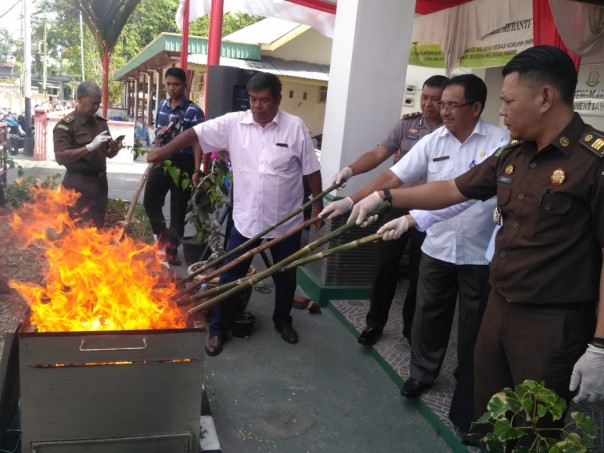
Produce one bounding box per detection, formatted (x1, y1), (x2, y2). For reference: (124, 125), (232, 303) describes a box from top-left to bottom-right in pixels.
(318, 86), (328, 103)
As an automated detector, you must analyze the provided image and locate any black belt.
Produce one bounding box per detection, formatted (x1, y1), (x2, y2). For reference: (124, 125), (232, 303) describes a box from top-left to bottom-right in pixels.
(510, 301), (596, 311)
(67, 168), (106, 178)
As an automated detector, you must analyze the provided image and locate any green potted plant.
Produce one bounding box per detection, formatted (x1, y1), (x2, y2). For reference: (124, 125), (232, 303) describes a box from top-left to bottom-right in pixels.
(468, 379), (597, 452)
(183, 151), (232, 266)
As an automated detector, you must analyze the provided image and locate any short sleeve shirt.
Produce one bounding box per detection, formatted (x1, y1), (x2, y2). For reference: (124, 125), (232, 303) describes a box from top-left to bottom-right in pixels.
(455, 113), (604, 303)
(193, 109), (321, 238)
(381, 113), (441, 163)
(155, 98), (205, 155)
(53, 110), (109, 173)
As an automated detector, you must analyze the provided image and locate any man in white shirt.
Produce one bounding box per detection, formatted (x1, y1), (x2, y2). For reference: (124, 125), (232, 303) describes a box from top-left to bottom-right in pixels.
(148, 72), (323, 357)
(321, 74), (509, 433)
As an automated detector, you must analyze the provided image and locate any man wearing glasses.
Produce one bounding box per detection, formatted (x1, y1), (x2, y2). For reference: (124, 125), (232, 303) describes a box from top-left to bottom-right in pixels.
(321, 74), (508, 433)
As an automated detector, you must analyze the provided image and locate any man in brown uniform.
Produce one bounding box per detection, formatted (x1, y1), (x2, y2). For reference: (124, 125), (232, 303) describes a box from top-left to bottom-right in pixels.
(53, 81), (120, 228)
(349, 45), (604, 437)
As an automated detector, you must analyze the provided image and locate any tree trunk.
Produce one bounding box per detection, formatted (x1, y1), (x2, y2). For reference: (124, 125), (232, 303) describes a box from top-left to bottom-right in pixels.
(102, 44), (110, 118)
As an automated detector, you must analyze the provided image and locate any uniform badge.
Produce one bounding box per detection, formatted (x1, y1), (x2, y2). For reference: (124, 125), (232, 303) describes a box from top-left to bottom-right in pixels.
(551, 168), (566, 186)
(408, 128), (418, 134)
(57, 125), (69, 131)
(492, 207), (501, 225)
(505, 165), (514, 175)
(479, 151), (485, 158)
(559, 137), (569, 147)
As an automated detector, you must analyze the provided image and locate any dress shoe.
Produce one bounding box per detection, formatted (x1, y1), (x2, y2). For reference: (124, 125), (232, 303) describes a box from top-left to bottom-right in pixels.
(275, 325), (299, 344)
(205, 335), (224, 356)
(357, 327), (383, 346)
(400, 377), (431, 398)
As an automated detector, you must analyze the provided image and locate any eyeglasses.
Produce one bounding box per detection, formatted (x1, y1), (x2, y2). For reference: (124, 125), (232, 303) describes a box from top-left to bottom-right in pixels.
(435, 100), (477, 112)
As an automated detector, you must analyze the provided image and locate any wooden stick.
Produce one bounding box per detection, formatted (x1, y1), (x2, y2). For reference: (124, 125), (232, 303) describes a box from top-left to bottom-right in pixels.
(182, 181), (343, 280)
(174, 215), (319, 300)
(184, 202), (391, 315)
(117, 163), (153, 242)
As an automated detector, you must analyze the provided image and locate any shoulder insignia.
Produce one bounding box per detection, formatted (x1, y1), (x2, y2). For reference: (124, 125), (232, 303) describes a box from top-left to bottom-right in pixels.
(494, 139), (522, 157)
(580, 131), (604, 158)
(403, 112), (422, 120)
(61, 112), (75, 123)
(57, 124), (69, 131)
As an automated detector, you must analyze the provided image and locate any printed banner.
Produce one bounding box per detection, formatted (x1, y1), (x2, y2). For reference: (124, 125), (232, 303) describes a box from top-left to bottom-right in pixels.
(575, 65), (604, 117)
(409, 19), (533, 69)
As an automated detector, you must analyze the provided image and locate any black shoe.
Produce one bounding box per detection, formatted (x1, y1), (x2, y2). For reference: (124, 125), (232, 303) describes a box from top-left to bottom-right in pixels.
(205, 335), (224, 356)
(400, 377), (431, 398)
(275, 325), (299, 344)
(357, 327), (382, 346)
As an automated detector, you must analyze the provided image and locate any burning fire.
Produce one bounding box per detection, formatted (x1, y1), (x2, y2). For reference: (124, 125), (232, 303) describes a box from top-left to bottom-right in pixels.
(8, 186), (186, 332)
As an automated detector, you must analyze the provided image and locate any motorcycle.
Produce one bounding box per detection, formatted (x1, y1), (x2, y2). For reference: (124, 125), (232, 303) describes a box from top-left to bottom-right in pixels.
(2, 117), (26, 155)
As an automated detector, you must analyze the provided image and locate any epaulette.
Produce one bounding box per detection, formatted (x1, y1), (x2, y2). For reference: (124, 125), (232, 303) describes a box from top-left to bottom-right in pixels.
(403, 112), (422, 120)
(61, 112), (75, 123)
(580, 131), (604, 158)
(494, 139), (522, 157)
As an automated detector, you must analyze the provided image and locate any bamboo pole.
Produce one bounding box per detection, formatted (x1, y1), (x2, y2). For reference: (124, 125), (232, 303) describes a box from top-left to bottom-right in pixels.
(184, 202), (391, 314)
(117, 163), (153, 242)
(181, 181), (343, 282)
(280, 232), (384, 272)
(174, 215), (320, 301)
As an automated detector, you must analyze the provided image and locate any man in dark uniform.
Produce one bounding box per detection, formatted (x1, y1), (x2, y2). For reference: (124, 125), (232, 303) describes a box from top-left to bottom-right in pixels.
(321, 75), (448, 345)
(350, 45), (604, 439)
(53, 81), (119, 228)
(143, 67), (204, 266)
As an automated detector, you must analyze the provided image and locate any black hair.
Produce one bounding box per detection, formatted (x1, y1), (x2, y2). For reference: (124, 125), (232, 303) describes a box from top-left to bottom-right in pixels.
(77, 81), (102, 99)
(247, 72), (282, 100)
(423, 75), (449, 89)
(165, 67), (187, 85)
(502, 45), (577, 106)
(445, 74), (487, 114)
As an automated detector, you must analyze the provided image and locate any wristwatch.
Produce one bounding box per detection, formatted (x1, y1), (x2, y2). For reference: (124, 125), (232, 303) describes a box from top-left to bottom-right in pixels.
(381, 188), (392, 204)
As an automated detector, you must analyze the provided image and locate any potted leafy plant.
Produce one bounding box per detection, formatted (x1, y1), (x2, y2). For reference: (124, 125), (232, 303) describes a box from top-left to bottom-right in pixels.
(183, 151), (232, 265)
(468, 379), (597, 452)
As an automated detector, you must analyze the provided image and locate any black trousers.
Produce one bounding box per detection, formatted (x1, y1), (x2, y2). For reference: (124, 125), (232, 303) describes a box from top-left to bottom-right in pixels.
(143, 155), (195, 246)
(366, 208), (426, 334)
(473, 290), (595, 435)
(411, 253), (490, 432)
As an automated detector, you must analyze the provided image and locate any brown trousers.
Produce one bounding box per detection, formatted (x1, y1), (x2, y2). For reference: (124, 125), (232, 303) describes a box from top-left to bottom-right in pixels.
(474, 290), (595, 429)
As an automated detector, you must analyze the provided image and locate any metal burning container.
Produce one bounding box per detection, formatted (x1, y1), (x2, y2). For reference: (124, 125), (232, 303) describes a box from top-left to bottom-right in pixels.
(19, 322), (204, 453)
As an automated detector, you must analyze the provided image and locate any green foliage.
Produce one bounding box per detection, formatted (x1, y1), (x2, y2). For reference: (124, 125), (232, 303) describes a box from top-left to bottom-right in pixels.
(105, 198), (153, 243)
(162, 159), (191, 191)
(4, 173), (62, 208)
(469, 380), (597, 453)
(187, 152), (231, 243)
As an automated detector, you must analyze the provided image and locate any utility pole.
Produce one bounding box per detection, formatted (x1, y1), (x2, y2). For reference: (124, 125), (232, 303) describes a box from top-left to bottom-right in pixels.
(22, 0), (34, 156)
(42, 20), (48, 98)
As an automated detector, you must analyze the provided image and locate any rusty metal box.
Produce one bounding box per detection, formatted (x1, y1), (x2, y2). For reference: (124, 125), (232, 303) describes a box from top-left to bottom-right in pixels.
(19, 328), (204, 453)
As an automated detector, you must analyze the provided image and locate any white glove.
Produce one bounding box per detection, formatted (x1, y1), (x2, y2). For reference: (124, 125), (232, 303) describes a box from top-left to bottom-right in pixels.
(86, 131), (111, 152)
(331, 166), (353, 188)
(347, 191), (382, 227)
(569, 344), (604, 403)
(377, 215), (409, 241)
(319, 197), (354, 220)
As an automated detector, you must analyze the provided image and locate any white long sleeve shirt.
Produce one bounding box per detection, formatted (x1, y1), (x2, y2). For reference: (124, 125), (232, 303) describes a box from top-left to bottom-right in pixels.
(390, 119), (509, 265)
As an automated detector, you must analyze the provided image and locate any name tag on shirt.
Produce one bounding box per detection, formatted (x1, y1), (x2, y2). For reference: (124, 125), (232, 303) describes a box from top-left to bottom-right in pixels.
(497, 175), (514, 185)
(432, 156), (450, 162)
(276, 143), (288, 148)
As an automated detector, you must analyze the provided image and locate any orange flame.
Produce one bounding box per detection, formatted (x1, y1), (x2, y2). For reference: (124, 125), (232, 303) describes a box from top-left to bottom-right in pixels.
(8, 186), (186, 332)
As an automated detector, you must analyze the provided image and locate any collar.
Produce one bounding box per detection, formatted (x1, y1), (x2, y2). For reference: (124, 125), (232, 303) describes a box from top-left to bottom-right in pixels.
(438, 118), (486, 140)
(165, 97), (190, 111)
(548, 113), (585, 158)
(241, 109), (281, 127)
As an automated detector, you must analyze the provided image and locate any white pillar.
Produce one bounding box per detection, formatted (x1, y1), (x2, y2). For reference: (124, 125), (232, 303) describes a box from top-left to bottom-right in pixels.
(321, 0), (416, 196)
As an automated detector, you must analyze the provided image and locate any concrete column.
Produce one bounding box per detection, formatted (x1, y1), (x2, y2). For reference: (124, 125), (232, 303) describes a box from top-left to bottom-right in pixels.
(298, 0), (417, 306)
